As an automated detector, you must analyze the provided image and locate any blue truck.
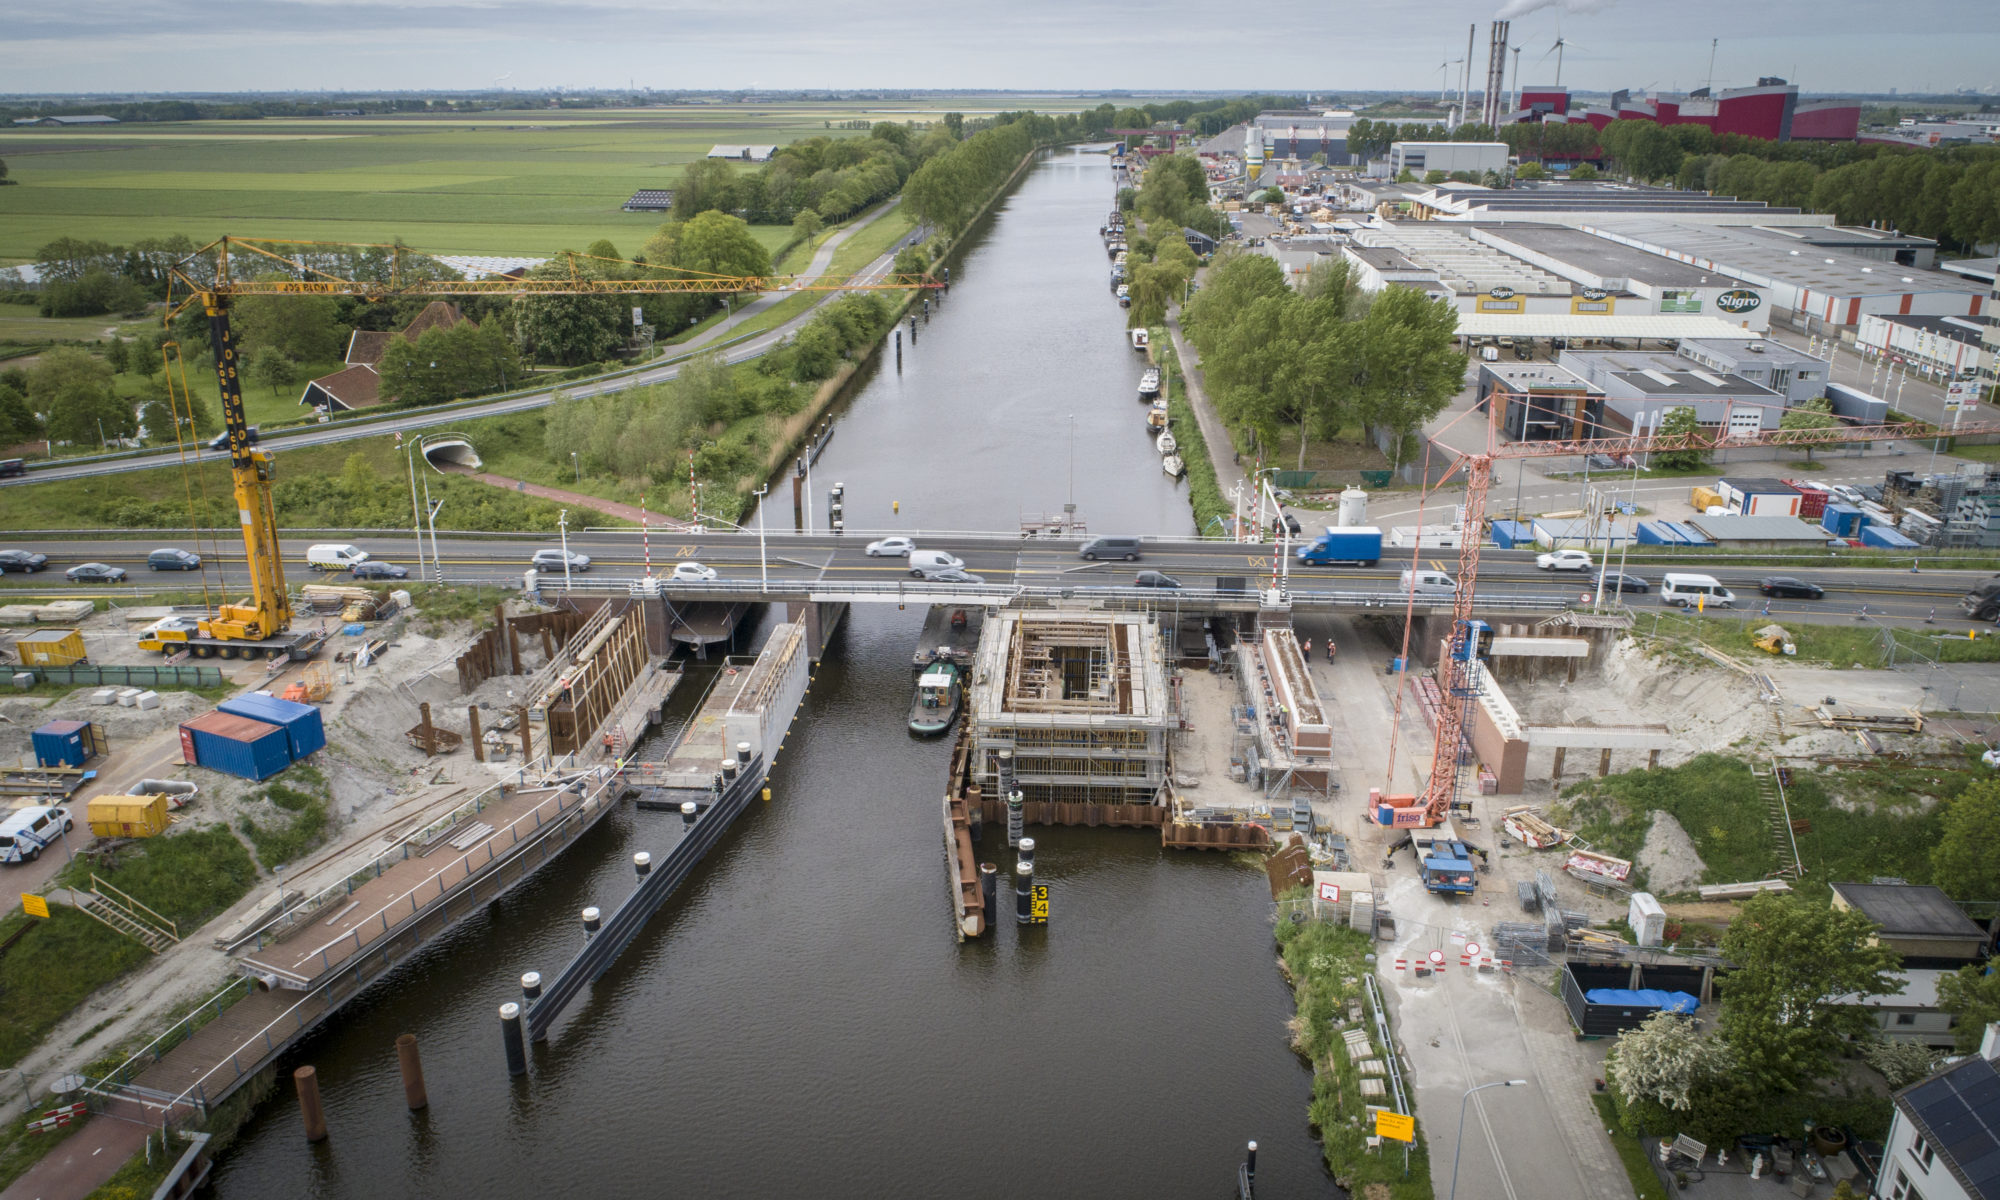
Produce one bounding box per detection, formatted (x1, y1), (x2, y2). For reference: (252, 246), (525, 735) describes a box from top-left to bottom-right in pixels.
(1415, 819), (1479, 896)
(1294, 525), (1383, 568)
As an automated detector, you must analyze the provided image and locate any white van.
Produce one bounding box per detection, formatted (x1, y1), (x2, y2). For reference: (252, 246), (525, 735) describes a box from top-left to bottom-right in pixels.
(1399, 569), (1458, 597)
(0, 805), (71, 865)
(1659, 573), (1735, 609)
(306, 544), (370, 571)
(907, 550), (966, 578)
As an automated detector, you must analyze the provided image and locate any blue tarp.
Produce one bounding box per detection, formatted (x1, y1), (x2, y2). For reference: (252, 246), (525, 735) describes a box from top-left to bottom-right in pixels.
(1585, 988), (1699, 1013)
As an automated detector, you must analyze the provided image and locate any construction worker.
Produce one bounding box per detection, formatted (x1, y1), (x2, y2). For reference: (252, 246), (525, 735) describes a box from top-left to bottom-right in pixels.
(1302, 637), (1312, 658)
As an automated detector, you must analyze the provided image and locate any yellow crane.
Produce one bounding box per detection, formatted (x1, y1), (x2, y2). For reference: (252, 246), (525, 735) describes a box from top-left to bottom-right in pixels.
(138, 236), (938, 659)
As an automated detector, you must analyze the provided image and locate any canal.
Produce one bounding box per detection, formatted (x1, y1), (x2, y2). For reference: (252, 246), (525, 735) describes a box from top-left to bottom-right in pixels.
(209, 149), (1335, 1199)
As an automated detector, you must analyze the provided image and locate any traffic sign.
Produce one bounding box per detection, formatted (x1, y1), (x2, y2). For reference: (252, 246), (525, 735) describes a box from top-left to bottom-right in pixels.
(21, 894), (48, 919)
(1317, 881), (1341, 903)
(1375, 1110), (1416, 1142)
(1464, 942), (1482, 958)
(1428, 949), (1446, 964)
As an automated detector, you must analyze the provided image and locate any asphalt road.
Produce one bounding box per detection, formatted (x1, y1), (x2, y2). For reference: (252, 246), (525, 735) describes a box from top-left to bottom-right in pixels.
(1, 531), (1985, 625)
(2, 202), (915, 488)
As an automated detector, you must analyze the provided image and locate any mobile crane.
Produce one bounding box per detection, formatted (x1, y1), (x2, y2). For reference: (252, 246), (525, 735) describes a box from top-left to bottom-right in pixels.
(1376, 389), (2000, 895)
(136, 236), (937, 658)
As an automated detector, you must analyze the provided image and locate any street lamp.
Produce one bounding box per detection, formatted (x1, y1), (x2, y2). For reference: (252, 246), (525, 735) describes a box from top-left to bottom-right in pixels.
(572, 451), (580, 484)
(405, 432), (475, 581)
(558, 509), (573, 592)
(753, 483), (769, 591)
(1450, 1079), (1530, 1200)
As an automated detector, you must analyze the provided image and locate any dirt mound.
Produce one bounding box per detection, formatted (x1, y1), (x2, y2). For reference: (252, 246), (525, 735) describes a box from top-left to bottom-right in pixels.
(1636, 810), (1706, 896)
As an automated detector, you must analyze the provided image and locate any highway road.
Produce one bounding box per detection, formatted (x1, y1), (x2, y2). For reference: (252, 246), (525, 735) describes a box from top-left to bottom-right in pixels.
(0, 530), (1986, 625)
(0, 201), (919, 487)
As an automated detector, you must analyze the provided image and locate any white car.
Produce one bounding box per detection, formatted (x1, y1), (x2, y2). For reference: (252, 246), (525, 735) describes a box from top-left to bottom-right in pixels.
(1824, 484), (1865, 506)
(670, 561), (718, 582)
(1536, 549), (1594, 572)
(866, 536), (915, 558)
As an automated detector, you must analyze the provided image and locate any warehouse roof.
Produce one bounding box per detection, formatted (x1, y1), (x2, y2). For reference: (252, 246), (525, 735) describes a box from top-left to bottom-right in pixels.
(1832, 882), (1987, 939)
(1476, 225), (1758, 289)
(1581, 219), (1984, 299)
(1871, 313), (1987, 347)
(1684, 513), (1831, 541)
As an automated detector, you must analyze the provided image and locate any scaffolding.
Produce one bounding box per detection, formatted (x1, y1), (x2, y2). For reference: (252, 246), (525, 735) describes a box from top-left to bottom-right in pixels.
(1231, 628), (1335, 802)
(967, 611), (1173, 805)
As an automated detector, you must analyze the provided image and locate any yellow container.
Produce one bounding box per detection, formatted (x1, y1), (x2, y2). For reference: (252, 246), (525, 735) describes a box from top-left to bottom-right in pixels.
(1690, 486), (1722, 512)
(16, 628), (86, 667)
(87, 794), (170, 839)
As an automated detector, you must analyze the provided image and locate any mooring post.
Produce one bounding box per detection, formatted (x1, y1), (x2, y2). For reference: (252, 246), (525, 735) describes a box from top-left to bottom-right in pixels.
(1015, 856), (1033, 926)
(1007, 790), (1024, 850)
(521, 971), (542, 1007)
(895, 328), (902, 371)
(518, 704), (532, 762)
(1245, 1140), (1258, 1187)
(294, 1066), (328, 1141)
(499, 1003), (526, 1077)
(581, 907), (601, 941)
(508, 620), (523, 678)
(681, 800), (697, 826)
(979, 862), (997, 924)
(419, 702), (436, 757)
(634, 852), (652, 879)
(492, 605), (510, 673)
(468, 705), (485, 763)
(396, 1034), (428, 1111)
(968, 793), (983, 842)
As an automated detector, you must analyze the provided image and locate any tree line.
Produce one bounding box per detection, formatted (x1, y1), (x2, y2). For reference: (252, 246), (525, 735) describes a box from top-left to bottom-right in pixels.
(1183, 253), (1464, 471)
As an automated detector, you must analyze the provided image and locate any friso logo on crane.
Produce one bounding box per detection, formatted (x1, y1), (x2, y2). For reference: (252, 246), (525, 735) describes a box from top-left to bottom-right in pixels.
(1715, 289), (1763, 314)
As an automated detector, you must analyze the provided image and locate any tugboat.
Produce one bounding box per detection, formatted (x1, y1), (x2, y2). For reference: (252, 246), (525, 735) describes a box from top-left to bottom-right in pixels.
(908, 660), (963, 736)
(1138, 367), (1161, 402)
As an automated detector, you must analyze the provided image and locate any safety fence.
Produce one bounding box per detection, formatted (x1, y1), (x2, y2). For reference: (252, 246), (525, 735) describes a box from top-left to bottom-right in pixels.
(23, 664), (228, 688)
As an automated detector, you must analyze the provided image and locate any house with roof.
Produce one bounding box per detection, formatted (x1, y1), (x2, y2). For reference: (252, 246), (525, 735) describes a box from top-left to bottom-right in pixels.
(1873, 1023), (2000, 1200)
(298, 302), (474, 413)
(1831, 882), (1994, 1052)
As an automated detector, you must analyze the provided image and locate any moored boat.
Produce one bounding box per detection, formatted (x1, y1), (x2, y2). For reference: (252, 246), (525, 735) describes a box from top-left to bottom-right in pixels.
(908, 661), (964, 736)
(1130, 328), (1149, 351)
(1155, 429), (1177, 455)
(1138, 367), (1161, 400)
(1145, 400), (1168, 432)
(1162, 453), (1185, 478)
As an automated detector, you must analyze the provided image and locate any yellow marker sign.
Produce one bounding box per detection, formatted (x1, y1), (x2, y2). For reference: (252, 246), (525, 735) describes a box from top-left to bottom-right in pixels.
(21, 894), (50, 920)
(1030, 884), (1049, 925)
(1375, 1110), (1416, 1143)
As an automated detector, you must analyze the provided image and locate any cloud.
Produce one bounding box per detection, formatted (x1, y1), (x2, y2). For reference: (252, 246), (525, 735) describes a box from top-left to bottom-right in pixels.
(1494, 0), (1615, 19)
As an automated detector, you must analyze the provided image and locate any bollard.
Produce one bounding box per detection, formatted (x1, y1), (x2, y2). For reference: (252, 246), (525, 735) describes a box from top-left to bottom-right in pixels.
(396, 1034), (428, 1111)
(1246, 1140), (1258, 1183)
(737, 741), (751, 765)
(1015, 857), (1033, 925)
(295, 1066), (328, 1141)
(521, 971), (542, 1004)
(722, 757), (738, 783)
(634, 851), (652, 878)
(1006, 789), (1024, 850)
(681, 801), (697, 826)
(979, 862), (997, 924)
(582, 906), (601, 937)
(499, 1003), (527, 1077)
(1018, 836), (1035, 873)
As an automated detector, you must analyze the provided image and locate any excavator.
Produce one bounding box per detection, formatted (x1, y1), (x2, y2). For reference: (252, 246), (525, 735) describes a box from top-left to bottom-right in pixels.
(137, 295), (325, 660)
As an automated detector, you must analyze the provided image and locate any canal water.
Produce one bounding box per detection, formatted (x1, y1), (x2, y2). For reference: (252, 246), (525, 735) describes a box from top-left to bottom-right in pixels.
(209, 150), (1334, 1199)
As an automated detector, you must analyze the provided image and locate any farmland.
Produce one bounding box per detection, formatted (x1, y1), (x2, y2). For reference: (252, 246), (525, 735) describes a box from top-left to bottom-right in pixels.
(0, 102), (1067, 264)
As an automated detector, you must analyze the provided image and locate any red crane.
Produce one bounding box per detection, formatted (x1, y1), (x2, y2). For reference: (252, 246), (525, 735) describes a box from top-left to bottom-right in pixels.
(1376, 392), (2000, 831)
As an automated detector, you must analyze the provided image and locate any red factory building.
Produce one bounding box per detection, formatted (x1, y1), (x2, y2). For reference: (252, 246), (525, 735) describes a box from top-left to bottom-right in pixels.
(1509, 79), (1859, 143)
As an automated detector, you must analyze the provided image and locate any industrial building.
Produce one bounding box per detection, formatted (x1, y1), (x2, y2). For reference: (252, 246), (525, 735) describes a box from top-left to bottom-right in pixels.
(1578, 218), (1983, 328)
(1856, 312), (1987, 380)
(1473, 224), (1772, 332)
(1386, 141), (1509, 180)
(1198, 110), (1367, 167)
(1477, 361), (1601, 442)
(966, 610), (1173, 806)
(1674, 338), (1829, 405)
(1557, 346), (1789, 435)
(1411, 180), (1815, 227)
(1500, 80), (1859, 143)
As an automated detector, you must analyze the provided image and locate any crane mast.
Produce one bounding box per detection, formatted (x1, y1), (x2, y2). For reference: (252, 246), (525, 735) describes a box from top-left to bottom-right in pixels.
(200, 294), (292, 643)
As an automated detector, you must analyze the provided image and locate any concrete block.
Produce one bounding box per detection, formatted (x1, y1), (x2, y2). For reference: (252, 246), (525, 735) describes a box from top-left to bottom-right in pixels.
(10, 673), (32, 691)
(116, 687), (143, 707)
(134, 690), (161, 710)
(0, 606), (39, 626)
(91, 689), (118, 705)
(33, 601), (95, 623)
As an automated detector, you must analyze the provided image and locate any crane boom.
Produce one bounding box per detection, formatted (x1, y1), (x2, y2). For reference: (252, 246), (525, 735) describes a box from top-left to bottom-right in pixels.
(1384, 390), (2000, 829)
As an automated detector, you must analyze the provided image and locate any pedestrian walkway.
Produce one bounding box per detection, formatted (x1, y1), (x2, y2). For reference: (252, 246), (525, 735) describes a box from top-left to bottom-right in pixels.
(673, 198), (902, 351)
(0, 1104), (151, 1200)
(1163, 306), (1250, 503)
(440, 467), (700, 531)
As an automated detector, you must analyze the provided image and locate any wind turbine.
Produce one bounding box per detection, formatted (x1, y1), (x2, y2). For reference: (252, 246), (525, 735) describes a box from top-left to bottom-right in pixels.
(1539, 31), (1580, 90)
(1439, 58), (1464, 104)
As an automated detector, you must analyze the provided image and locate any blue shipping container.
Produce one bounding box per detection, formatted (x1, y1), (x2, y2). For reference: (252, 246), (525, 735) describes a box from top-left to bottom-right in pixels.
(31, 719), (98, 769)
(1822, 504), (1864, 537)
(1491, 520), (1535, 550)
(180, 711), (291, 781)
(218, 692), (326, 759)
(1859, 525), (1919, 550)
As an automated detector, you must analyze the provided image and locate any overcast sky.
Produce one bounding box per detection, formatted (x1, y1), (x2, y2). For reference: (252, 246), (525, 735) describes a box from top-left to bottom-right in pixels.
(3, 0), (1991, 97)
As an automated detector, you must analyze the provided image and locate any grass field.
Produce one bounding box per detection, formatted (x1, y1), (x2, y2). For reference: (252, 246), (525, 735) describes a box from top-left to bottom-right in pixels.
(0, 103), (1071, 264)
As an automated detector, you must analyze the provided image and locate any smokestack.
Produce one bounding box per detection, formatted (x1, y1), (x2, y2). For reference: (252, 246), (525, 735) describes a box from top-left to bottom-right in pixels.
(1457, 24), (1476, 132)
(1483, 20), (1512, 129)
